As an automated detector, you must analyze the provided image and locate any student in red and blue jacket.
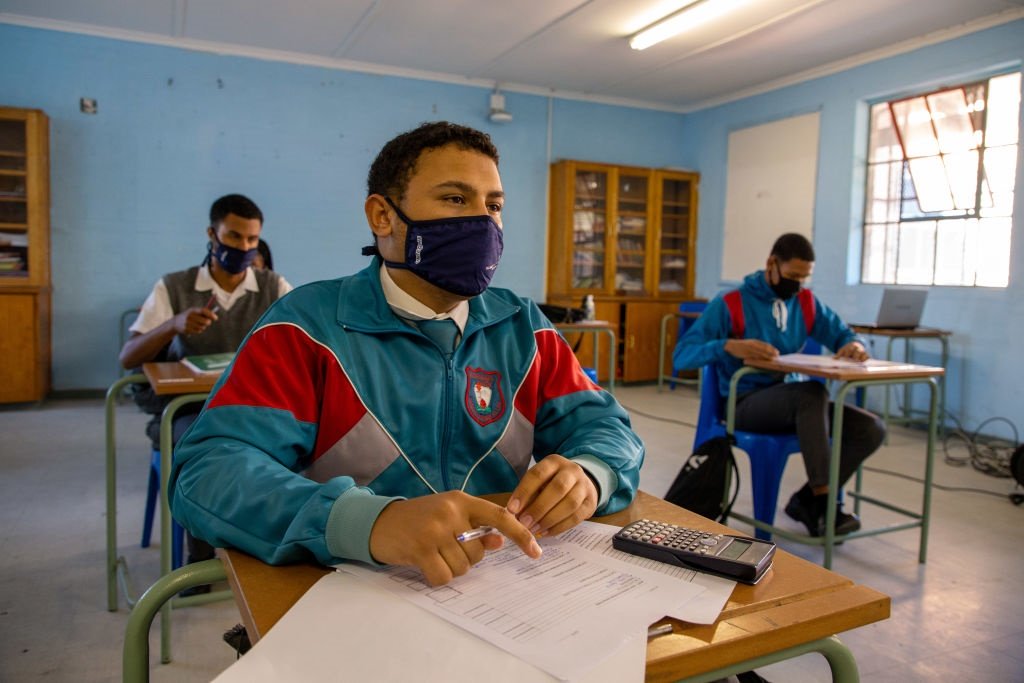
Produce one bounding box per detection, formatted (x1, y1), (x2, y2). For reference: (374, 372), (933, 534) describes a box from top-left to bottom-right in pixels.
(170, 122), (644, 586)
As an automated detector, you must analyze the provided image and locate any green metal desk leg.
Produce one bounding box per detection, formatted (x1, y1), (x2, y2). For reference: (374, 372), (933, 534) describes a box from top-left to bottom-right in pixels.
(158, 393), (210, 663)
(658, 313), (672, 392)
(106, 373), (148, 612)
(678, 634), (860, 683)
(123, 559), (226, 683)
(602, 327), (616, 394)
(919, 377), (938, 564)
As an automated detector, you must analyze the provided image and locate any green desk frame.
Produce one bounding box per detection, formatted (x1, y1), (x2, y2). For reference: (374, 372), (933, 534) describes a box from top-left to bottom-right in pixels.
(121, 561), (861, 683)
(853, 327), (951, 439)
(725, 366), (939, 569)
(657, 312), (703, 392)
(556, 323), (616, 394)
(104, 376), (230, 664)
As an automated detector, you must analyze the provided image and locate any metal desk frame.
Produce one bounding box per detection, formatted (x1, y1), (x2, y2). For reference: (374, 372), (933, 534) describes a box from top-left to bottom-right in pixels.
(556, 322), (617, 394)
(725, 366), (939, 569)
(657, 311), (703, 392)
(104, 375), (229, 665)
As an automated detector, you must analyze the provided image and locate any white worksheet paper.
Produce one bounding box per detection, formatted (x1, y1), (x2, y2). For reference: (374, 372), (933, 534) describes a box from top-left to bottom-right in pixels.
(556, 522), (736, 624)
(212, 570), (647, 683)
(337, 520), (710, 680)
(776, 352), (918, 371)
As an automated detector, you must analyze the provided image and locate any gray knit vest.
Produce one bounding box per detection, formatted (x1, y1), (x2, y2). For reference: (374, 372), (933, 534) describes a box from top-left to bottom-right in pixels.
(162, 266), (280, 361)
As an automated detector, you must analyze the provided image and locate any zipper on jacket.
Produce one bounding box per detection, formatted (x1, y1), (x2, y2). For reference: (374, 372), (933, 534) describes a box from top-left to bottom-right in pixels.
(439, 354), (455, 490)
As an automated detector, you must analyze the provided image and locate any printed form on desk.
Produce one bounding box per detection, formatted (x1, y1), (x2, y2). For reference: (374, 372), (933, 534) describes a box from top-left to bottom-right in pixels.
(213, 521), (736, 682)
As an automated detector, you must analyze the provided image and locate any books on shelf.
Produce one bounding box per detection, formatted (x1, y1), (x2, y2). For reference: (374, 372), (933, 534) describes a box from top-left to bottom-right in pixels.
(180, 352), (235, 375)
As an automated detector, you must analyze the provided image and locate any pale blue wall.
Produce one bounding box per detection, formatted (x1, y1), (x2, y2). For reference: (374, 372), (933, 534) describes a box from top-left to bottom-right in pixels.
(0, 24), (688, 390)
(680, 19), (1024, 434)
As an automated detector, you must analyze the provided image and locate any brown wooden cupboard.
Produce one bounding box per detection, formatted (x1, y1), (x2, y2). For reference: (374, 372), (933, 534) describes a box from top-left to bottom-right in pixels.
(0, 107), (50, 403)
(546, 160), (699, 383)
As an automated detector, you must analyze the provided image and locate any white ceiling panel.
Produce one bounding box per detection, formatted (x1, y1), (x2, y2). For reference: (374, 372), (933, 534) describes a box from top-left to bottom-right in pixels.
(1, 0), (1022, 110)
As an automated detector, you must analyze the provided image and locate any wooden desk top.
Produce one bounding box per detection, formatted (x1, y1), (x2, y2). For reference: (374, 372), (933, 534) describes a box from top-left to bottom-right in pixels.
(218, 491), (890, 682)
(142, 361), (221, 395)
(850, 325), (952, 338)
(745, 356), (944, 382)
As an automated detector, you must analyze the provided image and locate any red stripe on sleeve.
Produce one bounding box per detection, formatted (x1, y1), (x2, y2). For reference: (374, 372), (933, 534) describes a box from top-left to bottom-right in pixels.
(207, 323), (366, 459)
(514, 329), (600, 425)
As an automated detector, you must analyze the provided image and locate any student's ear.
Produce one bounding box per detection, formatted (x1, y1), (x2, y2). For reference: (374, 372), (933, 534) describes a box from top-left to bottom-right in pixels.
(365, 194), (394, 237)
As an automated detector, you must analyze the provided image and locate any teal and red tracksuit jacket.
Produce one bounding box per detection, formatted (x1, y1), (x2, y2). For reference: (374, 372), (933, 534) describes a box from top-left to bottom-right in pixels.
(170, 260), (644, 567)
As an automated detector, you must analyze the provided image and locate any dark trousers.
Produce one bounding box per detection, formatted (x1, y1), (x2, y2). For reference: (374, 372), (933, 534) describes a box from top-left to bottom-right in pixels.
(145, 408), (215, 562)
(733, 381), (886, 490)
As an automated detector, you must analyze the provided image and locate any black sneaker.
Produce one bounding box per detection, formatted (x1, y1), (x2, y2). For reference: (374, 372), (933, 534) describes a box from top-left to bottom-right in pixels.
(223, 623), (252, 657)
(784, 490), (861, 537)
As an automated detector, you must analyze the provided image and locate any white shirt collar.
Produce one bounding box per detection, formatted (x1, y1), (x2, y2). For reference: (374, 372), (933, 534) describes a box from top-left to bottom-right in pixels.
(379, 264), (468, 332)
(195, 264), (259, 311)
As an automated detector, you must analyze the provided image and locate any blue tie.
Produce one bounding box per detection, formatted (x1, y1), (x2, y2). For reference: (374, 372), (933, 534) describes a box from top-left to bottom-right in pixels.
(417, 318), (458, 352)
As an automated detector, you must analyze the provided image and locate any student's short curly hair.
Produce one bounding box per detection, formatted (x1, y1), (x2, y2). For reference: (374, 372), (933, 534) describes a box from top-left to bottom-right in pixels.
(770, 232), (816, 262)
(209, 194), (263, 226)
(366, 122), (499, 200)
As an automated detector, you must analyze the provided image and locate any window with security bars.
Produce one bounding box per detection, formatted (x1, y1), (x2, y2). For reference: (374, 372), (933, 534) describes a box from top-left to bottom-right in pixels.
(862, 71), (1020, 287)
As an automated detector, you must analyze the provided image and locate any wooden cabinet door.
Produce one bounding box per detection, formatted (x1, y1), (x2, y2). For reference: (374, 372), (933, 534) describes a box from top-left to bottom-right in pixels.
(0, 293), (41, 402)
(622, 301), (680, 382)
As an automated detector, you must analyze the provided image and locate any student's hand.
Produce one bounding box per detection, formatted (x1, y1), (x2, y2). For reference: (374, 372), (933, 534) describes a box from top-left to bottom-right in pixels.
(172, 306), (218, 336)
(368, 491), (542, 586)
(724, 338), (779, 361)
(835, 341), (869, 362)
(507, 454), (599, 539)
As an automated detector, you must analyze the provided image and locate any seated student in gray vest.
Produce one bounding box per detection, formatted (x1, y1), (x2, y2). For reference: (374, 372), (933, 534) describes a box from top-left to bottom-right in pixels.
(119, 193), (292, 565)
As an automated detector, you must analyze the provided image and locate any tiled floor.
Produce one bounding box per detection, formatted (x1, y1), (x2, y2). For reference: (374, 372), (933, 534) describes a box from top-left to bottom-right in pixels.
(0, 385), (1022, 682)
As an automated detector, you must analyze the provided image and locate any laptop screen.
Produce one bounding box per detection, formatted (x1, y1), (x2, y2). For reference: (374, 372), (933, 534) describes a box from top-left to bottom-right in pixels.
(875, 289), (927, 328)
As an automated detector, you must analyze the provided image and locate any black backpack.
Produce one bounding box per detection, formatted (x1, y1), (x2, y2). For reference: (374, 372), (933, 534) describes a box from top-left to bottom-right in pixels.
(664, 436), (739, 522)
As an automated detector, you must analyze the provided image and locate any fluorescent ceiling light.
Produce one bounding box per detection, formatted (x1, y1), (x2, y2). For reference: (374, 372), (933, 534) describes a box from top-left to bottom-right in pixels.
(630, 0), (752, 51)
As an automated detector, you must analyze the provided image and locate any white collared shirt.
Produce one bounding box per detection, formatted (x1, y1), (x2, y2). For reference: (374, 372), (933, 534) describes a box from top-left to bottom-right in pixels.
(129, 265), (293, 335)
(379, 264), (468, 333)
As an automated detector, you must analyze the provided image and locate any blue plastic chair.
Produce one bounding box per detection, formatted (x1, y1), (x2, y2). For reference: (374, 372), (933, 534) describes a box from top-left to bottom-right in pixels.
(669, 301), (707, 391)
(693, 340), (825, 540)
(141, 449), (185, 570)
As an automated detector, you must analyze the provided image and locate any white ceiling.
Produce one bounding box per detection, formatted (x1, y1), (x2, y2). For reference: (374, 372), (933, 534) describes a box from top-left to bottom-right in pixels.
(2, 0), (1023, 111)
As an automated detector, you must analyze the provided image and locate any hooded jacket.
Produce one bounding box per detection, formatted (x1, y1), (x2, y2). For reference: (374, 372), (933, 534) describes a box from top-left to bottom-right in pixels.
(673, 270), (861, 398)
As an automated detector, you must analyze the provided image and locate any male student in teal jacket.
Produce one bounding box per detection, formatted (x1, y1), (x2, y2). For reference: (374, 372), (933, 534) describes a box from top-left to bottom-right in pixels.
(171, 122), (644, 586)
(674, 233), (885, 537)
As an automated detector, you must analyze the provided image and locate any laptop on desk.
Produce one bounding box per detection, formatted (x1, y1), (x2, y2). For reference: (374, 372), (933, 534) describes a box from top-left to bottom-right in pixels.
(861, 288), (928, 330)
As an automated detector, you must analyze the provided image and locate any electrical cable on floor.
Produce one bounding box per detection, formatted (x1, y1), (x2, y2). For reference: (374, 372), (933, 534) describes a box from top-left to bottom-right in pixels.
(622, 399), (1019, 501)
(619, 403), (696, 430)
(889, 394), (1017, 479)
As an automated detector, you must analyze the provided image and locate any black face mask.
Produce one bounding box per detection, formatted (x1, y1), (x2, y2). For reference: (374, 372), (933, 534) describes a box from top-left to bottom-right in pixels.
(770, 263), (802, 300)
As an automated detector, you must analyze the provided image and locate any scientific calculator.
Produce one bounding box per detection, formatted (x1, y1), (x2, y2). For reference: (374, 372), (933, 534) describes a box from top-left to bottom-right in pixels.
(612, 519), (776, 584)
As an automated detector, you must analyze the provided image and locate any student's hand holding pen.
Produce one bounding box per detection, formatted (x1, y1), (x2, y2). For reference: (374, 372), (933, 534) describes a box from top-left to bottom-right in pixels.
(172, 306), (218, 336)
(368, 491), (542, 587)
(506, 454), (598, 539)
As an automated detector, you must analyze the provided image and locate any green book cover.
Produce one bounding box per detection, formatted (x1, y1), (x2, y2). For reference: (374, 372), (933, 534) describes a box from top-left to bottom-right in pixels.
(180, 352), (235, 374)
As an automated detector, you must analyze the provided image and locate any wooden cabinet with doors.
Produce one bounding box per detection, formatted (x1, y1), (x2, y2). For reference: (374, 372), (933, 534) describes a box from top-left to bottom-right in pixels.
(547, 160), (699, 383)
(0, 107), (50, 403)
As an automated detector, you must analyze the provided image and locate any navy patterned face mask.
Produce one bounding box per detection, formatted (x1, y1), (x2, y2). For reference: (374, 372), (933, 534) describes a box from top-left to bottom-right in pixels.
(207, 235), (258, 274)
(381, 197), (503, 297)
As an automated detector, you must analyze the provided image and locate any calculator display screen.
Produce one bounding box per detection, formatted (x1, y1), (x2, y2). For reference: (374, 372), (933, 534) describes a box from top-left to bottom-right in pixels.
(719, 540), (750, 560)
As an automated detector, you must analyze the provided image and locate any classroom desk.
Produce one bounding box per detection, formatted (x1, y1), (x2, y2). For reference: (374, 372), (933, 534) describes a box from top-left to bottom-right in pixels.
(216, 491), (889, 683)
(556, 321), (617, 393)
(104, 362), (223, 663)
(728, 357), (944, 569)
(657, 311), (702, 392)
(850, 326), (952, 437)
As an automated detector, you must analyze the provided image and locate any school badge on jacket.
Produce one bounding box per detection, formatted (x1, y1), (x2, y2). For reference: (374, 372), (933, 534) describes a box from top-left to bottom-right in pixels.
(465, 367), (505, 426)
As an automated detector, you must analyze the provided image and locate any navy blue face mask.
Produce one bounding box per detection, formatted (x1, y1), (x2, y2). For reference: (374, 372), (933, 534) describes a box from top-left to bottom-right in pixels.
(207, 235), (258, 274)
(381, 197), (503, 298)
